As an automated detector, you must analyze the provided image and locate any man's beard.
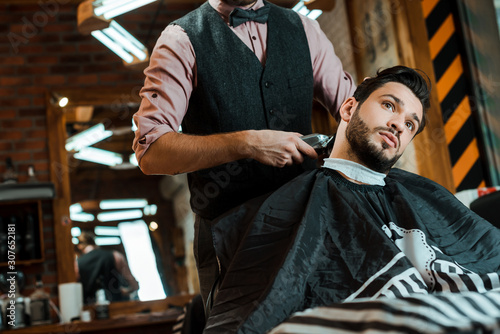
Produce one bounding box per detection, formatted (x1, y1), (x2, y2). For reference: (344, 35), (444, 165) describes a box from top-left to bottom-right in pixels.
(345, 108), (402, 174)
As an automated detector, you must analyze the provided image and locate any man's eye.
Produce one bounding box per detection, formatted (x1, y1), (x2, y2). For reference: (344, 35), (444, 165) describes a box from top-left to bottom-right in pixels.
(383, 102), (394, 111)
(405, 121), (414, 131)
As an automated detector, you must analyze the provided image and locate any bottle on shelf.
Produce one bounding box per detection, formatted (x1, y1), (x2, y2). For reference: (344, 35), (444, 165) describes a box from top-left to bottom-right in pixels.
(0, 296), (5, 330)
(94, 276), (110, 320)
(23, 213), (37, 260)
(27, 165), (38, 183)
(3, 157), (18, 184)
(29, 275), (52, 326)
(0, 216), (7, 263)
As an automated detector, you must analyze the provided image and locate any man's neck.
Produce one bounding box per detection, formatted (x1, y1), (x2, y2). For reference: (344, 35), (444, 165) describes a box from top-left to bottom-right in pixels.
(336, 170), (367, 185)
(83, 244), (97, 254)
(242, 1), (258, 8)
(210, 0), (263, 19)
(323, 158), (387, 186)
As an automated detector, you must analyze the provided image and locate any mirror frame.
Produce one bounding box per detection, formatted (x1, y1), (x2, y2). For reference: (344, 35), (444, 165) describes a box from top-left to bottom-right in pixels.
(46, 85), (144, 284)
(46, 86), (195, 313)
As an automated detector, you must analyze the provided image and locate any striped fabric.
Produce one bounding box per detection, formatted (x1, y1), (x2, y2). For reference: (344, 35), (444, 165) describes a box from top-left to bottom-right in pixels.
(172, 310), (185, 334)
(269, 290), (500, 334)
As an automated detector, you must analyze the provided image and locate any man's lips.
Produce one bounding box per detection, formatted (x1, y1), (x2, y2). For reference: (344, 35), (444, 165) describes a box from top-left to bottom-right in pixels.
(379, 131), (398, 148)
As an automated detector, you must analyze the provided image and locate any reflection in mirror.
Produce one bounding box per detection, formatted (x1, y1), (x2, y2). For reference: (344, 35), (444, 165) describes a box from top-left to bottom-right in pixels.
(73, 229), (143, 304)
(54, 90), (198, 305)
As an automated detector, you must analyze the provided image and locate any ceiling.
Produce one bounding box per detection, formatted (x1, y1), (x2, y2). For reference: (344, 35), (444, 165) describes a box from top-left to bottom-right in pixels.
(51, 0), (299, 175)
(0, 0), (298, 7)
(40, 0), (299, 193)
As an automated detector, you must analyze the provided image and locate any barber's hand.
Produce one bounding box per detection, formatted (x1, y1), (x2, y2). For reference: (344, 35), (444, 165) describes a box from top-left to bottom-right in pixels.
(247, 130), (318, 168)
(120, 287), (133, 296)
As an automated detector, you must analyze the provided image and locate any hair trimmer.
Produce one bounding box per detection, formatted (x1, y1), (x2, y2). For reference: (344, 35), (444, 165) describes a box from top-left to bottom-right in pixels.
(300, 133), (335, 156)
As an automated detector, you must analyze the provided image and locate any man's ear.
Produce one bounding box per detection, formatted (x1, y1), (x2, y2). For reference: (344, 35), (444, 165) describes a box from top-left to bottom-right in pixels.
(339, 97), (356, 123)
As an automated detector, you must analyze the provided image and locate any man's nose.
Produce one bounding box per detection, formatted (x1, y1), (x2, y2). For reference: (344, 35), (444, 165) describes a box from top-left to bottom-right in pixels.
(388, 114), (405, 134)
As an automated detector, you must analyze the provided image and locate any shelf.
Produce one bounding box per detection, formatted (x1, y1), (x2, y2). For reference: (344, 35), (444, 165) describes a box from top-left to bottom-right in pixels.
(0, 258), (44, 267)
(0, 182), (55, 202)
(1, 309), (182, 334)
(0, 201), (45, 265)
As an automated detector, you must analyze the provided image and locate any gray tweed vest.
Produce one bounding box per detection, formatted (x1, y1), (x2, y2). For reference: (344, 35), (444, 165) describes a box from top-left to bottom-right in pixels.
(173, 1), (314, 219)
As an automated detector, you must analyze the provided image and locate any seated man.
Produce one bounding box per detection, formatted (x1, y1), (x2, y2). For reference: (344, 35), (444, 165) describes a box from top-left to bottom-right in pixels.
(202, 66), (500, 333)
(75, 231), (139, 304)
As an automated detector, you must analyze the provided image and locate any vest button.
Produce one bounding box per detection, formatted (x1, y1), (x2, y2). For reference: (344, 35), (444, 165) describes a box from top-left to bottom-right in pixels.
(269, 109), (274, 114)
(265, 81), (271, 88)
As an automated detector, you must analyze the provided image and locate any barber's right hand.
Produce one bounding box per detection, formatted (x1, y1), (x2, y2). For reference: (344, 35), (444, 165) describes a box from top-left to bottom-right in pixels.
(246, 130), (318, 168)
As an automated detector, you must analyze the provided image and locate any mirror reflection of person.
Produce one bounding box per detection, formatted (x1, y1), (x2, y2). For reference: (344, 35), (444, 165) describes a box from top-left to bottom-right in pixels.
(74, 231), (139, 304)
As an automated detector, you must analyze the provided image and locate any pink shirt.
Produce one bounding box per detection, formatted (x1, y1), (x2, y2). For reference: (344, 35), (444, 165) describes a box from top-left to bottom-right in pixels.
(133, 0), (355, 163)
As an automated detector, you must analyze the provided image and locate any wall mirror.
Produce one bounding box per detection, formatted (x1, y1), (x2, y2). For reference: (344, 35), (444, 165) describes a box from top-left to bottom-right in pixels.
(46, 87), (197, 308)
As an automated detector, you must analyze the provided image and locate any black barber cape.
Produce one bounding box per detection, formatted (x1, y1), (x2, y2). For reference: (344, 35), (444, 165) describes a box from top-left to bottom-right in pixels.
(204, 167), (500, 334)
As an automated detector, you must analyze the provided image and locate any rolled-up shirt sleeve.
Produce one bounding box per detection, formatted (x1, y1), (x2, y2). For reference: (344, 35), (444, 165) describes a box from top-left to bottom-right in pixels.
(300, 15), (356, 117)
(132, 24), (196, 163)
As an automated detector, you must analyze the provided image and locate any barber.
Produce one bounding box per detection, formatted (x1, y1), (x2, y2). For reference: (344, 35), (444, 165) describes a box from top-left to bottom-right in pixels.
(132, 0), (355, 306)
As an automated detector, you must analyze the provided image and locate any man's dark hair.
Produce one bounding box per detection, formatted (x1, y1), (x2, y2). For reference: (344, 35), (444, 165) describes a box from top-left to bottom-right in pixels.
(337, 66), (431, 135)
(78, 231), (96, 246)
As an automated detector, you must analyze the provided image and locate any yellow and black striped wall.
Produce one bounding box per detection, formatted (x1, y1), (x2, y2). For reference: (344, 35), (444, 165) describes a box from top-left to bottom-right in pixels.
(422, 0), (488, 191)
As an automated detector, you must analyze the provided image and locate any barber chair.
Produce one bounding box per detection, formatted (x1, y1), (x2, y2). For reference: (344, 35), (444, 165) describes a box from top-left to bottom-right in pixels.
(173, 294), (205, 334)
(470, 190), (500, 229)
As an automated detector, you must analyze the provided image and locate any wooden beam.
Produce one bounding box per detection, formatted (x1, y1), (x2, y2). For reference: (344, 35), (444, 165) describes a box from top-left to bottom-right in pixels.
(46, 93), (77, 284)
(393, 0), (455, 192)
(304, 0), (336, 11)
(109, 294), (195, 316)
(55, 85), (142, 107)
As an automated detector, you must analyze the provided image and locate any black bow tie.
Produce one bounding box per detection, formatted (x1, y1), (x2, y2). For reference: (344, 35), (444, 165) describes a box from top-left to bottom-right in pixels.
(229, 5), (270, 28)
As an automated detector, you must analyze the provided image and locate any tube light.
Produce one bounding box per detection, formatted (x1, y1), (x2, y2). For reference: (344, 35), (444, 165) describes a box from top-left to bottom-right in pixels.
(129, 153), (138, 167)
(144, 204), (157, 216)
(66, 123), (113, 152)
(71, 212), (95, 222)
(97, 209), (143, 222)
(100, 198), (148, 210)
(94, 0), (157, 20)
(307, 10), (323, 20)
(106, 21), (147, 60)
(70, 203), (83, 214)
(92, 30), (133, 63)
(292, 1), (323, 20)
(91, 20), (147, 64)
(73, 147), (123, 166)
(95, 236), (122, 246)
(95, 226), (121, 236)
(71, 227), (82, 237)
